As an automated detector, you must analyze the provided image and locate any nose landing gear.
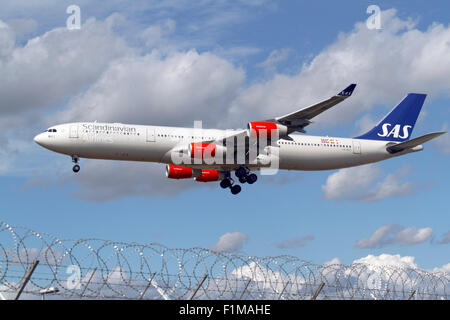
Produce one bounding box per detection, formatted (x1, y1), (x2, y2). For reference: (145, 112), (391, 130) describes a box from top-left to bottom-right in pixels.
(72, 155), (80, 173)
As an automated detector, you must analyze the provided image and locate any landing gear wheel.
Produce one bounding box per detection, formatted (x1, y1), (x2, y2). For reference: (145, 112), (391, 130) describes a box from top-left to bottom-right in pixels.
(239, 176), (247, 184)
(247, 173), (257, 184)
(235, 166), (247, 178)
(220, 178), (232, 189)
(230, 185), (241, 195)
(71, 155), (80, 173)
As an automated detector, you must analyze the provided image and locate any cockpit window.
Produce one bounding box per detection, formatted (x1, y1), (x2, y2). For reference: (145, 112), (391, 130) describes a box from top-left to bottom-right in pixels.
(46, 129), (57, 133)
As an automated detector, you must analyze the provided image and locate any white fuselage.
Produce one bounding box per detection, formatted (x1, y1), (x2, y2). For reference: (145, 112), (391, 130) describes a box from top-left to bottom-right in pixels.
(34, 122), (420, 172)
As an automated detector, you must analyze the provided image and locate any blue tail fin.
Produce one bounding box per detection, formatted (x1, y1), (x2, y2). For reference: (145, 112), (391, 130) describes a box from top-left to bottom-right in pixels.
(354, 93), (426, 142)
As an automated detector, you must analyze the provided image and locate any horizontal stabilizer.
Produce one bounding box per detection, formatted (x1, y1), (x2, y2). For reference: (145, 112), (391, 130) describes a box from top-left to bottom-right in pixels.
(386, 131), (446, 153)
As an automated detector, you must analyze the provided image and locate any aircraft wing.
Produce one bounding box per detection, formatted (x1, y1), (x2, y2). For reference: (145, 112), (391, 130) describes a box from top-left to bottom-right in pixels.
(270, 83), (357, 132)
(183, 84), (357, 166)
(386, 131), (447, 153)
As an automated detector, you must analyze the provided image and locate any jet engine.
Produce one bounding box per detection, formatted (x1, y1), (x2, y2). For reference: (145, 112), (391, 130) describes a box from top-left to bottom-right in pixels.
(166, 165), (223, 182)
(247, 121), (288, 138)
(195, 169), (223, 182)
(166, 164), (193, 179)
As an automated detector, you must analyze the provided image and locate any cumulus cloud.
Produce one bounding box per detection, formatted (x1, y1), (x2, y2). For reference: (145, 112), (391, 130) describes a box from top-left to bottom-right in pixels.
(353, 253), (419, 269)
(275, 235), (314, 249)
(355, 225), (433, 249)
(329, 253), (449, 275)
(257, 48), (292, 73)
(0, 17), (131, 117)
(0, 16), (133, 152)
(140, 18), (176, 49)
(322, 164), (416, 201)
(55, 49), (245, 128)
(433, 262), (450, 274)
(211, 232), (249, 253)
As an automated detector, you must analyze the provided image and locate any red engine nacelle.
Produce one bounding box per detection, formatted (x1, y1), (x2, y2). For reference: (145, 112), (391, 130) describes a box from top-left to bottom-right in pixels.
(195, 169), (221, 182)
(166, 164), (193, 179)
(247, 121), (288, 138)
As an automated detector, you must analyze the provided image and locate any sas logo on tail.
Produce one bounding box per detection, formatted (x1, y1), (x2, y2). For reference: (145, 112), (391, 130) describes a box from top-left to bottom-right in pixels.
(377, 123), (412, 139)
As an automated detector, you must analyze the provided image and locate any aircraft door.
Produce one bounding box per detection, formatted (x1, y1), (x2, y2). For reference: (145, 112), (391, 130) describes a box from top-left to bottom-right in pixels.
(146, 128), (155, 142)
(352, 140), (361, 154)
(69, 124), (78, 138)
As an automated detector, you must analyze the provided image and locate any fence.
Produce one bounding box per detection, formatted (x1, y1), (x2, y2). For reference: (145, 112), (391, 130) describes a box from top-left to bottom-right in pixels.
(0, 221), (448, 300)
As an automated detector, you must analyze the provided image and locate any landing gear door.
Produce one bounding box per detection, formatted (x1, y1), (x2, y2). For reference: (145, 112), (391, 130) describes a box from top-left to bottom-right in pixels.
(146, 128), (155, 142)
(352, 140), (361, 154)
(69, 124), (78, 138)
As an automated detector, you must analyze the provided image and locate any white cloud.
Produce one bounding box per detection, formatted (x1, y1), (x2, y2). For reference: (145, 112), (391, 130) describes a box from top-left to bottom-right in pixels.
(355, 225), (433, 248)
(433, 262), (450, 274)
(55, 49), (245, 128)
(257, 48), (292, 73)
(140, 18), (176, 49)
(353, 253), (419, 269)
(0, 20), (15, 59)
(322, 164), (416, 201)
(0, 16), (133, 153)
(275, 235), (314, 249)
(211, 232), (249, 253)
(0, 17), (132, 117)
(321, 164), (381, 200)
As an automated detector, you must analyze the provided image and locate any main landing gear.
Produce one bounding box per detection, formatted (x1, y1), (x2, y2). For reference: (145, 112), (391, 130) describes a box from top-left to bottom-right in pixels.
(220, 166), (258, 195)
(72, 155), (80, 173)
(235, 166), (257, 185)
(220, 177), (242, 195)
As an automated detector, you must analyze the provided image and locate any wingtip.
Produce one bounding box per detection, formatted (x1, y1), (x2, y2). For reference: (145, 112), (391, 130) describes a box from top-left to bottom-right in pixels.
(337, 83), (356, 97)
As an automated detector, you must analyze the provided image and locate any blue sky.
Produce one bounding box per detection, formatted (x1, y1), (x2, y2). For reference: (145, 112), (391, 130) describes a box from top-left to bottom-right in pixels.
(0, 1), (449, 272)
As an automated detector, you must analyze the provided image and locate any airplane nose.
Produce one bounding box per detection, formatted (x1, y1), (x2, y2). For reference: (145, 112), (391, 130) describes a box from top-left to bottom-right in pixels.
(34, 133), (44, 146)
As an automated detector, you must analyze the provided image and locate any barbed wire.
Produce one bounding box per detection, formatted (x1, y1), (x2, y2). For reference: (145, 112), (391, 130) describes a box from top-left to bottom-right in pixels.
(0, 221), (448, 300)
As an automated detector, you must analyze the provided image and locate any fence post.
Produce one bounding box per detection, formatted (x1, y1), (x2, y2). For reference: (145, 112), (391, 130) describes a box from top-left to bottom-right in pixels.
(139, 273), (156, 300)
(188, 273), (208, 300)
(311, 282), (325, 300)
(13, 259), (39, 300)
(80, 267), (97, 298)
(278, 281), (290, 300)
(407, 289), (416, 300)
(239, 279), (252, 300)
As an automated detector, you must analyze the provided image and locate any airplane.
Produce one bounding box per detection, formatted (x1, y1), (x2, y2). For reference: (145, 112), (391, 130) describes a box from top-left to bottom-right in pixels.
(34, 84), (446, 195)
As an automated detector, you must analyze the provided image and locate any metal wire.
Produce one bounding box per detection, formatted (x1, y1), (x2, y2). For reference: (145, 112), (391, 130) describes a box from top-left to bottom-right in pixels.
(0, 221), (448, 300)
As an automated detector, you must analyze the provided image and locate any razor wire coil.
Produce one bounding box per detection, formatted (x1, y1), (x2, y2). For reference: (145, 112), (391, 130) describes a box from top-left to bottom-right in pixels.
(0, 221), (448, 300)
